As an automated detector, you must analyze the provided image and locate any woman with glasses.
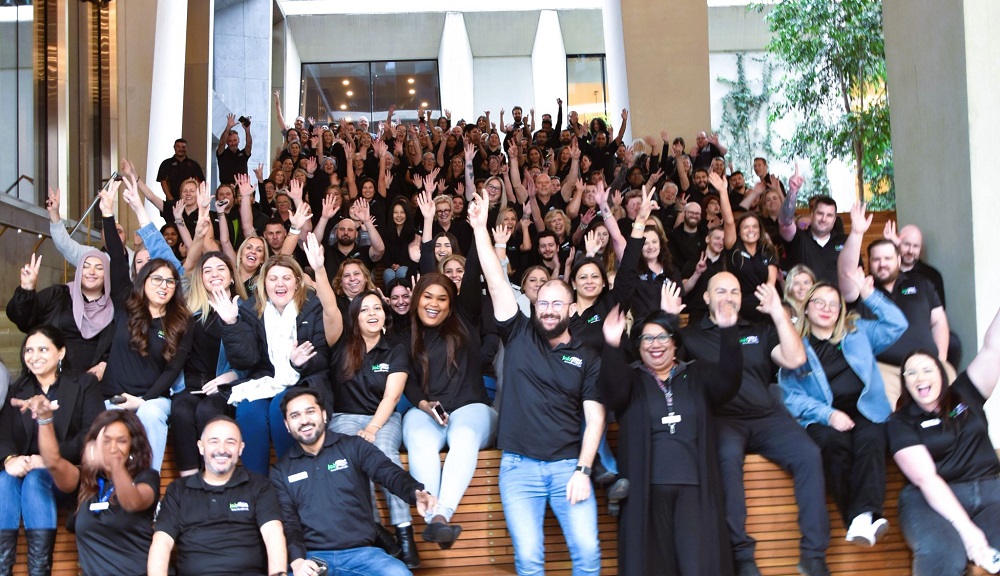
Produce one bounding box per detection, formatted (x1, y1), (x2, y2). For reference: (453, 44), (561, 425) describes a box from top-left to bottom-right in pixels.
(779, 267), (907, 547)
(886, 306), (1000, 575)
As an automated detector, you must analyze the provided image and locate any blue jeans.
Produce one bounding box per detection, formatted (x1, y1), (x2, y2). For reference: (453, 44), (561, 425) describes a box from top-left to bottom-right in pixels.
(382, 265), (409, 287)
(402, 403), (497, 522)
(0, 469), (57, 530)
(235, 389), (294, 476)
(330, 412), (411, 526)
(898, 476), (1000, 576)
(106, 396), (171, 472)
(499, 453), (600, 575)
(307, 546), (410, 576)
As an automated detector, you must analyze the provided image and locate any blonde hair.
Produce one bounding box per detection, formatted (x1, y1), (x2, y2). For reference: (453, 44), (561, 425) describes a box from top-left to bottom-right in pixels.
(254, 255), (309, 317)
(187, 252), (245, 323)
(795, 282), (858, 345)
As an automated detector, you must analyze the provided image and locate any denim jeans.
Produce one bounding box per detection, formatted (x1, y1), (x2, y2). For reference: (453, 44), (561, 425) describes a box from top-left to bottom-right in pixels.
(898, 476), (1000, 576)
(235, 389), (294, 476)
(330, 412), (411, 526)
(0, 469), (57, 530)
(402, 403), (497, 522)
(307, 546), (410, 576)
(382, 265), (409, 287)
(498, 453), (601, 575)
(106, 396), (172, 472)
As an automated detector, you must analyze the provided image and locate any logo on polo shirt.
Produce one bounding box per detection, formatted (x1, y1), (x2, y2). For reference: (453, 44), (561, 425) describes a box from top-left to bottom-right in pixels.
(229, 501), (250, 512)
(328, 459), (349, 472)
(901, 286), (917, 295)
(561, 355), (583, 368)
(371, 363), (390, 373)
(586, 314), (601, 324)
(835, 244), (844, 252)
(739, 335), (760, 346)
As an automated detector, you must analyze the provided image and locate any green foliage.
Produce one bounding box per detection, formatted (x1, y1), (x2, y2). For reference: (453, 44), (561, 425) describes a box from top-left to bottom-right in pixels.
(753, 0), (894, 208)
(716, 53), (776, 173)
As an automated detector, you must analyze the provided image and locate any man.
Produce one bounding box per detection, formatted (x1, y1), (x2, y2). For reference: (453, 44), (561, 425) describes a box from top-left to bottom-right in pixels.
(148, 417), (286, 576)
(510, 141), (580, 214)
(683, 167), (712, 205)
(322, 203), (385, 280)
(752, 157), (785, 195)
(470, 189), (604, 575)
(534, 231), (561, 279)
(885, 221), (946, 308)
(690, 131), (728, 171)
(668, 201), (707, 271)
(682, 272), (832, 576)
(838, 203), (948, 366)
(270, 388), (435, 576)
(156, 138), (206, 200)
(263, 218), (289, 254)
(217, 113), (253, 185)
(779, 167), (846, 284)
(681, 227), (726, 321)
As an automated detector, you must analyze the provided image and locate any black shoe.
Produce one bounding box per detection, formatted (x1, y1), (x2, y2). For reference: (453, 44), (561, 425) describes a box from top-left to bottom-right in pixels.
(422, 521), (463, 550)
(592, 460), (617, 486)
(396, 524), (421, 569)
(374, 523), (402, 559)
(797, 557), (831, 576)
(24, 529), (55, 576)
(0, 530), (18, 576)
(735, 559), (762, 576)
(606, 478), (629, 518)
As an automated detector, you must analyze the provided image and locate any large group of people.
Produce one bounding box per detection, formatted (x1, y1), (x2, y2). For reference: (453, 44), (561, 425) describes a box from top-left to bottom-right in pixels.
(0, 96), (997, 576)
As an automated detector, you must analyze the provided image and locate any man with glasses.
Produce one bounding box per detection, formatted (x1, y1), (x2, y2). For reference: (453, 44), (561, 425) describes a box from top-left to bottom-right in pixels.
(682, 272), (833, 576)
(469, 189), (605, 575)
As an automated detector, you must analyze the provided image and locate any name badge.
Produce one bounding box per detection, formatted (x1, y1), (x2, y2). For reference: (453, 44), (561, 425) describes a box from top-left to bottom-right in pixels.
(920, 418), (941, 428)
(89, 502), (110, 512)
(288, 471), (308, 483)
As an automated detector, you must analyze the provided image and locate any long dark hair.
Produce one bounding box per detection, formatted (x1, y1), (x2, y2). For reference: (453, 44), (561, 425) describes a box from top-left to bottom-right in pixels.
(639, 225), (674, 275)
(18, 325), (67, 378)
(410, 273), (468, 393)
(896, 350), (959, 425)
(77, 410), (152, 509)
(125, 259), (190, 362)
(341, 290), (391, 380)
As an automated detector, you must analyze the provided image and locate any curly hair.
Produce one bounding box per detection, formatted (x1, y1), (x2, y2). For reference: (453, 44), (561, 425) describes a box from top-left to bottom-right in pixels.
(77, 410), (152, 510)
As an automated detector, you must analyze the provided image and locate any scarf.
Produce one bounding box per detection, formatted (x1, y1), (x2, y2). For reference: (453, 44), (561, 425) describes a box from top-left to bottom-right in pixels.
(228, 300), (301, 405)
(68, 250), (114, 339)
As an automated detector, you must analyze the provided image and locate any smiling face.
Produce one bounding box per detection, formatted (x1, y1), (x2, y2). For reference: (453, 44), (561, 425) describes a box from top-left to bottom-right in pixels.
(241, 238), (265, 272)
(804, 286), (842, 332)
(356, 294), (386, 338)
(392, 204), (407, 226)
(134, 249), (150, 273)
(434, 236), (453, 262)
(522, 268), (549, 303)
(705, 272), (741, 319)
(80, 256), (106, 295)
(869, 243), (901, 285)
(642, 231), (661, 261)
(533, 282), (573, 339)
(265, 265), (298, 311)
(161, 226), (179, 247)
(442, 258), (465, 287)
(738, 214), (761, 245)
(416, 282), (451, 327)
(23, 332), (65, 380)
(201, 256), (232, 293)
(538, 236), (558, 261)
(284, 393), (326, 448)
(638, 323), (676, 375)
(340, 263), (366, 299)
(573, 263), (605, 300)
(902, 353), (944, 412)
(789, 272), (814, 304)
(180, 181), (198, 207)
(145, 265), (177, 310)
(389, 285), (411, 315)
(198, 419), (243, 478)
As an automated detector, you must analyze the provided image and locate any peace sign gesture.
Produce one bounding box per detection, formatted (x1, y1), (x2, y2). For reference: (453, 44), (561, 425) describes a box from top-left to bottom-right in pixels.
(20, 253), (42, 290)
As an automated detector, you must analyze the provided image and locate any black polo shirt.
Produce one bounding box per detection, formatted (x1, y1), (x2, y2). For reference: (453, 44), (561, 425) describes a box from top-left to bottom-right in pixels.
(784, 228), (848, 284)
(909, 260), (946, 309)
(270, 432), (422, 561)
(331, 338), (410, 415)
(888, 372), (1000, 484)
(162, 199), (199, 236)
(868, 273), (940, 365)
(155, 467), (282, 576)
(323, 240), (377, 283)
(669, 226), (707, 272)
(496, 312), (602, 461)
(217, 146), (251, 185)
(681, 316), (780, 418)
(725, 242), (778, 322)
(681, 253), (725, 321)
(156, 155), (206, 199)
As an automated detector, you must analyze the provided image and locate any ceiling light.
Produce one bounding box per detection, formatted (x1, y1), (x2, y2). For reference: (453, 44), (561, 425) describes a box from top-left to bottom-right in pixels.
(342, 80), (350, 85)
(340, 104), (347, 110)
(421, 102), (428, 108)
(346, 90), (353, 96)
(408, 89), (415, 95)
(407, 78), (414, 84)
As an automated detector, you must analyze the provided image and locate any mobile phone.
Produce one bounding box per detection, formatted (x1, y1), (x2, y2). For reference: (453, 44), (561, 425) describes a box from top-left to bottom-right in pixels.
(312, 558), (329, 575)
(110, 395), (126, 405)
(432, 403), (448, 425)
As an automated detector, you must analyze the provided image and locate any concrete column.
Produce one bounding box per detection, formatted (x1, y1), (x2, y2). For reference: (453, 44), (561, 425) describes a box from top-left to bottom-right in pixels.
(183, 0), (212, 178)
(143, 0), (188, 194)
(531, 10), (567, 118)
(439, 12), (474, 124)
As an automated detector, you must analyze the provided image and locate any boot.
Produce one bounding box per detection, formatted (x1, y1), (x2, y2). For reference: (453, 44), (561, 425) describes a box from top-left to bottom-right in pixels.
(24, 529), (55, 576)
(373, 523), (402, 559)
(0, 530), (18, 576)
(395, 524), (421, 569)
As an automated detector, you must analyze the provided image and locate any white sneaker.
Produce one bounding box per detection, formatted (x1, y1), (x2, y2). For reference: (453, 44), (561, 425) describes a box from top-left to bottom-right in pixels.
(846, 512), (874, 546)
(869, 517), (889, 545)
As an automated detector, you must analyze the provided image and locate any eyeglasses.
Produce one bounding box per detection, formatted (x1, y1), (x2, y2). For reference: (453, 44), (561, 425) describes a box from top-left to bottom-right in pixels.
(639, 334), (673, 347)
(535, 300), (566, 312)
(486, 184), (502, 192)
(808, 298), (841, 311)
(436, 209), (452, 215)
(148, 275), (177, 288)
(902, 366), (937, 381)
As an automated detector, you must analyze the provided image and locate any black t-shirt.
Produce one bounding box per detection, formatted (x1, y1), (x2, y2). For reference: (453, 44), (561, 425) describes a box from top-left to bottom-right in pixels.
(496, 312), (602, 461)
(888, 372), (1000, 484)
(668, 226), (706, 272)
(809, 335), (864, 418)
(162, 199), (199, 237)
(217, 146), (251, 185)
(724, 242), (777, 322)
(323, 239), (376, 283)
(332, 338), (410, 415)
(682, 317), (780, 418)
(103, 315), (195, 400)
(646, 374), (699, 485)
(692, 142), (724, 171)
(156, 156), (205, 200)
(784, 229), (847, 284)
(403, 315), (490, 413)
(681, 254), (724, 321)
(868, 273), (941, 365)
(185, 313), (223, 388)
(909, 260), (946, 309)
(73, 468), (160, 576)
(155, 468), (283, 576)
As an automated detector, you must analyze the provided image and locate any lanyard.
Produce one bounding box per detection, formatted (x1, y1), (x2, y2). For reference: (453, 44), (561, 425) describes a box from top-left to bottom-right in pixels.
(97, 478), (115, 503)
(648, 365), (682, 434)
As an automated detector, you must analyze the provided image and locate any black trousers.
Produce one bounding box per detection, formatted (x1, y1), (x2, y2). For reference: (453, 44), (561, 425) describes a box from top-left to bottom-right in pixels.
(806, 418), (887, 525)
(648, 484), (702, 576)
(169, 390), (231, 470)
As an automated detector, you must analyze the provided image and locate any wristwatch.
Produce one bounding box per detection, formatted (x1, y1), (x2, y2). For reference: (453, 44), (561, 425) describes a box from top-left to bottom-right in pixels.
(575, 465), (592, 476)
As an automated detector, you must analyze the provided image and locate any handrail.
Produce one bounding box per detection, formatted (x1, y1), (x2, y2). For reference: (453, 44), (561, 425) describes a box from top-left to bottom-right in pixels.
(2, 174), (34, 196)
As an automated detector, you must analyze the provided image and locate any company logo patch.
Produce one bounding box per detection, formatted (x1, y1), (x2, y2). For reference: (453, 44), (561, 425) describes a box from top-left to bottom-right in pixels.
(328, 459), (350, 472)
(901, 286), (917, 296)
(229, 501), (250, 512)
(739, 335), (760, 346)
(371, 362), (390, 373)
(586, 314), (601, 324)
(834, 244), (844, 252)
(561, 355), (584, 368)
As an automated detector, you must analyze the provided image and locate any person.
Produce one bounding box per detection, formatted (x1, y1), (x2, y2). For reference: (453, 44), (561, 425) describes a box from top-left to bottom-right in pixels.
(0, 362), (8, 415)
(148, 416), (286, 576)
(779, 273), (907, 547)
(8, 250), (114, 380)
(270, 388), (437, 576)
(681, 228), (726, 322)
(216, 113), (253, 185)
(0, 327), (104, 575)
(211, 254), (339, 476)
(681, 272), (831, 576)
(783, 264), (817, 321)
(35, 408), (160, 575)
(779, 166), (845, 284)
(888, 305), (1000, 575)
(601, 292), (742, 575)
(156, 138), (206, 200)
(883, 221), (946, 308)
(471, 189), (604, 574)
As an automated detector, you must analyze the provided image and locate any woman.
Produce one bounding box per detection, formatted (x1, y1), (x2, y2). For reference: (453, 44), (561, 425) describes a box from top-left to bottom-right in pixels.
(779, 272), (907, 547)
(515, 265), (550, 317)
(0, 326), (103, 574)
(783, 264), (817, 322)
(332, 259), (377, 318)
(328, 290), (421, 567)
(630, 224), (682, 321)
(8, 250), (114, 379)
(403, 273), (496, 549)
(37, 407), (158, 576)
(235, 236), (269, 296)
(382, 196), (417, 286)
(887, 305), (1000, 575)
(600, 300), (741, 576)
(212, 254), (338, 475)
(439, 255), (466, 289)
(159, 223), (185, 261)
(384, 278), (412, 345)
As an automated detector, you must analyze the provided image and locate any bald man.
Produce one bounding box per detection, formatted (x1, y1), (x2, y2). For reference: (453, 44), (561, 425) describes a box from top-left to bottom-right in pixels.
(682, 273), (832, 576)
(894, 224), (946, 308)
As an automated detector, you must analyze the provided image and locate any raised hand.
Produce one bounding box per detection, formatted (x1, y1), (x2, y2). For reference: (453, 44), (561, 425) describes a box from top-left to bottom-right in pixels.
(196, 181), (212, 211)
(602, 304), (627, 348)
(235, 173), (254, 199)
(463, 138), (476, 161)
(584, 228), (601, 257)
(694, 251), (708, 275)
(20, 253), (42, 290)
(289, 340), (317, 368)
(302, 232), (325, 271)
(883, 220), (901, 246)
(845, 266), (875, 300)
(305, 156), (318, 174)
(98, 180), (118, 216)
(253, 163), (265, 183)
(787, 162), (805, 194)
(350, 197), (371, 223)
(708, 171), (727, 193)
(580, 207), (596, 227)
(636, 185), (656, 222)
(45, 187), (61, 222)
(208, 288), (240, 324)
(416, 190), (435, 221)
(569, 138), (581, 160)
(492, 224), (512, 246)
(593, 181), (609, 209)
(660, 281), (686, 315)
(321, 193), (340, 220)
(467, 190), (488, 230)
(647, 169), (664, 186)
(422, 175), (438, 197)
(172, 201), (185, 223)
(226, 113), (237, 130)
(660, 130), (670, 143)
(849, 201), (872, 236)
(120, 158), (137, 180)
(754, 283), (783, 317)
(288, 178), (304, 204)
(121, 175), (144, 211)
(621, 109), (628, 121)
(289, 201), (312, 230)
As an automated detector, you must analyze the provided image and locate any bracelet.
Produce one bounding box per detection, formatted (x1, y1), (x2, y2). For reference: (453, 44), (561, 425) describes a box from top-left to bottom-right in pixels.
(36, 417), (54, 426)
(579, 223), (589, 231)
(289, 227), (302, 235)
(368, 422), (382, 430)
(102, 213), (114, 218)
(3, 455), (16, 466)
(632, 222), (646, 230)
(495, 243), (507, 249)
(174, 219), (184, 225)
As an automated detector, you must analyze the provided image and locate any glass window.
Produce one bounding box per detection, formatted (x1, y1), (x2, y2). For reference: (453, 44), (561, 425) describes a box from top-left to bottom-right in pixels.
(0, 2), (36, 203)
(566, 55), (607, 127)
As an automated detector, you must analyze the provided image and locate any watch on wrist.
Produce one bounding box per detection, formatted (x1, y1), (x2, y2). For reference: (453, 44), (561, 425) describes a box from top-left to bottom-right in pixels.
(575, 465), (592, 476)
